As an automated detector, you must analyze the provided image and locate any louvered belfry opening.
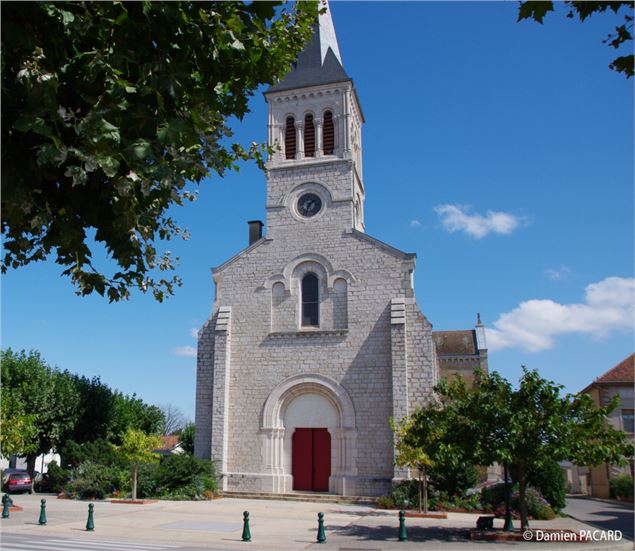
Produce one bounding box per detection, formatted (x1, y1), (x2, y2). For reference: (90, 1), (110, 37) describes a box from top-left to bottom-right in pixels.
(323, 111), (334, 155)
(285, 116), (296, 159)
(304, 114), (315, 157)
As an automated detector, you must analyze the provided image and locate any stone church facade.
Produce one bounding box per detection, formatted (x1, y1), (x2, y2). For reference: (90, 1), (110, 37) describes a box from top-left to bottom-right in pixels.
(195, 4), (486, 497)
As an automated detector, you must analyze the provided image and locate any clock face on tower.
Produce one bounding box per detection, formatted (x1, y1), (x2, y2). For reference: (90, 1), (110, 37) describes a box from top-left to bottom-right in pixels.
(297, 193), (322, 218)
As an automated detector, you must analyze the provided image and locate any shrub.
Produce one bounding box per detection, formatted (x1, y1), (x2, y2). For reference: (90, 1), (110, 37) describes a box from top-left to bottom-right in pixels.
(610, 474), (634, 500)
(504, 487), (555, 520)
(377, 496), (395, 509)
(135, 462), (160, 499)
(46, 461), (70, 493)
(434, 493), (481, 512)
(65, 461), (126, 499)
(391, 480), (420, 509)
(482, 483), (555, 520)
(481, 483), (509, 513)
(528, 459), (567, 512)
(429, 462), (479, 498)
(154, 454), (216, 498)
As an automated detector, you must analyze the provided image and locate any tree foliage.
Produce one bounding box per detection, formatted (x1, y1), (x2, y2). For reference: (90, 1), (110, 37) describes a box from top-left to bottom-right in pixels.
(393, 403), (475, 512)
(69, 375), (115, 443)
(0, 392), (38, 459)
(0, 349), (80, 469)
(115, 428), (162, 500)
(518, 1), (634, 77)
(1, 1), (317, 301)
(1, 348), (165, 468)
(109, 391), (165, 443)
(179, 422), (195, 455)
(433, 368), (634, 529)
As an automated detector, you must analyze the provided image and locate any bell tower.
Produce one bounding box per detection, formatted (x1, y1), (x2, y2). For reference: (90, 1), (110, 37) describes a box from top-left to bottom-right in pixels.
(264, 1), (365, 239)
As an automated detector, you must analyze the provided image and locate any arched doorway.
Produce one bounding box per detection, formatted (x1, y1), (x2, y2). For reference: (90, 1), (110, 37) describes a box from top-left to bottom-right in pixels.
(260, 374), (357, 495)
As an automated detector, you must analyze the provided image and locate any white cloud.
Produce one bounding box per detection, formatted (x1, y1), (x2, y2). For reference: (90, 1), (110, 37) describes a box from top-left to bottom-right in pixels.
(487, 277), (635, 352)
(409, 219), (421, 228)
(544, 265), (572, 281)
(434, 204), (522, 239)
(189, 327), (199, 338)
(173, 345), (197, 358)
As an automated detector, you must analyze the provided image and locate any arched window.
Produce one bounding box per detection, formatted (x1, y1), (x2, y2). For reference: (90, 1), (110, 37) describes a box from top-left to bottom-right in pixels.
(323, 111), (334, 155)
(304, 114), (315, 157)
(301, 273), (319, 327)
(285, 116), (296, 159)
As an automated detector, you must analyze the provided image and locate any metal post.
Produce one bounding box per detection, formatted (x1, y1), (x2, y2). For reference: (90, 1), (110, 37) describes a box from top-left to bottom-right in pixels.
(316, 512), (326, 543)
(503, 463), (514, 532)
(38, 499), (47, 525)
(86, 503), (95, 531)
(398, 510), (407, 542)
(241, 511), (251, 542)
(2, 494), (10, 519)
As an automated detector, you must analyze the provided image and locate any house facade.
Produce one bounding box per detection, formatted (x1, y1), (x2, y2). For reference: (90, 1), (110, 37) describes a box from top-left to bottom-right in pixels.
(579, 353), (634, 498)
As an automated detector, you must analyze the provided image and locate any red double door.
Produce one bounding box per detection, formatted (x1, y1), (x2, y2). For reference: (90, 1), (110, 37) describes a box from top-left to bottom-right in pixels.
(292, 428), (331, 492)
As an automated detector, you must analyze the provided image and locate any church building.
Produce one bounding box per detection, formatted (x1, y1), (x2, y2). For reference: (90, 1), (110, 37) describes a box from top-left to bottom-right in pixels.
(195, 3), (487, 497)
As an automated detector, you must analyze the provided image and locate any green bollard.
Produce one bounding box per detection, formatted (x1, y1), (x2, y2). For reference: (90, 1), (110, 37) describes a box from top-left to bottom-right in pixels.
(38, 499), (47, 525)
(2, 494), (10, 519)
(398, 510), (407, 542)
(503, 513), (514, 532)
(241, 510), (251, 542)
(316, 512), (326, 543)
(86, 503), (95, 531)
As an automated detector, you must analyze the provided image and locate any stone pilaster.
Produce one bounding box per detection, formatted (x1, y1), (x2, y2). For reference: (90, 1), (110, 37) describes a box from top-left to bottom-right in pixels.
(390, 297), (409, 480)
(211, 306), (232, 490)
(194, 315), (216, 460)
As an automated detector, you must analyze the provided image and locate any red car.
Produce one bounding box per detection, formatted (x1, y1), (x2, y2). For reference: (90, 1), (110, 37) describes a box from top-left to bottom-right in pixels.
(4, 472), (33, 494)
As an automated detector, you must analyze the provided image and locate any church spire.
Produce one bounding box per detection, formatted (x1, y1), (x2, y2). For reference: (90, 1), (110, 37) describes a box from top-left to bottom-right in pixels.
(268, 1), (350, 93)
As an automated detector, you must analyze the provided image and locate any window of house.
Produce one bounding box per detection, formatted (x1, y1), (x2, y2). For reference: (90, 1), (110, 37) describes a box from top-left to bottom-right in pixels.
(301, 273), (319, 327)
(622, 409), (634, 433)
(285, 116), (296, 159)
(304, 114), (315, 157)
(323, 111), (334, 155)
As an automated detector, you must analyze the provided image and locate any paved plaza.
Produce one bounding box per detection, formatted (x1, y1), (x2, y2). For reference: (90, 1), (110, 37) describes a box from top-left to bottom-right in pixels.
(1, 494), (632, 551)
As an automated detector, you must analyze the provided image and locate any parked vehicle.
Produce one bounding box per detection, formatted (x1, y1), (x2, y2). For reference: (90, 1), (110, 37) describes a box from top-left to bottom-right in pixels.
(465, 479), (505, 496)
(34, 473), (51, 493)
(3, 471), (33, 494)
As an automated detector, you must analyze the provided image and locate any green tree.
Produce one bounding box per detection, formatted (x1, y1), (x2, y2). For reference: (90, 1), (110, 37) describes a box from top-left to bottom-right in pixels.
(1, 1), (317, 302)
(0, 349), (80, 473)
(393, 404), (471, 513)
(179, 422), (195, 455)
(435, 368), (634, 530)
(0, 392), (37, 459)
(518, 1), (634, 77)
(115, 428), (162, 500)
(109, 392), (164, 443)
(70, 375), (115, 444)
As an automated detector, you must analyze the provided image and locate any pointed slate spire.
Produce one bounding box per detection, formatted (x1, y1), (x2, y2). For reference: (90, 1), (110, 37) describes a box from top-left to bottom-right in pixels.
(268, 1), (350, 93)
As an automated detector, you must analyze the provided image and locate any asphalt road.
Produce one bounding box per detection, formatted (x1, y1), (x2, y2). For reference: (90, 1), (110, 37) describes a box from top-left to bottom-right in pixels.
(564, 496), (634, 541)
(1, 533), (219, 551)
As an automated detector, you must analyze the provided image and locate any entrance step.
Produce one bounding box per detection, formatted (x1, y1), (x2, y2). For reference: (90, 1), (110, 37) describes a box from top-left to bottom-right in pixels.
(221, 491), (378, 506)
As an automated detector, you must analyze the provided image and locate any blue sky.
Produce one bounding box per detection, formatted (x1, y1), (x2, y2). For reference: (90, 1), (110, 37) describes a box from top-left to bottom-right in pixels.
(3, 2), (633, 422)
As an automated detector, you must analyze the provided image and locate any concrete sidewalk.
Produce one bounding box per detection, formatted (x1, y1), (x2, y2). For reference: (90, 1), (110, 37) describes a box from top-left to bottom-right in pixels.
(1, 494), (631, 550)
